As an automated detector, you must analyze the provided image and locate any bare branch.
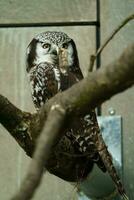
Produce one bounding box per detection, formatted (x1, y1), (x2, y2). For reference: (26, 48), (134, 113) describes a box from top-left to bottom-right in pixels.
(88, 14), (134, 72)
(0, 95), (35, 156)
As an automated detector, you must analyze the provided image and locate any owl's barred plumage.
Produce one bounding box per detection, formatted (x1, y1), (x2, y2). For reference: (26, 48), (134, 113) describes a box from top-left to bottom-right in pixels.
(28, 63), (60, 108)
(26, 31), (128, 199)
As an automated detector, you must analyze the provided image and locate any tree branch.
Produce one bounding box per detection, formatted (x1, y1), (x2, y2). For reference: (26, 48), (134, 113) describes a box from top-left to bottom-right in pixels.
(0, 44), (134, 199)
(0, 95), (35, 156)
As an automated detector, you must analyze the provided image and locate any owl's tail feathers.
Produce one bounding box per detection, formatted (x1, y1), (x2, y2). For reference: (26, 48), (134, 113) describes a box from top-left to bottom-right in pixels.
(99, 146), (129, 200)
(118, 187), (129, 200)
(96, 134), (129, 200)
(121, 193), (129, 200)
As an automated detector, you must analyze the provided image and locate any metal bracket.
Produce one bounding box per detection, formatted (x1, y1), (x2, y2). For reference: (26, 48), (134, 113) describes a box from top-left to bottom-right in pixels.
(78, 116), (122, 200)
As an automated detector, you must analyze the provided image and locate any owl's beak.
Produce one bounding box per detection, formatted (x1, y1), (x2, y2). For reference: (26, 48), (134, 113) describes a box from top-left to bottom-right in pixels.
(51, 46), (60, 56)
(51, 49), (58, 56)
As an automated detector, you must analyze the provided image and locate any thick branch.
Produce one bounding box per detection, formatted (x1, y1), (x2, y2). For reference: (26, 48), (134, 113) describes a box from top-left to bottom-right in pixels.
(0, 95), (35, 156)
(38, 44), (134, 119)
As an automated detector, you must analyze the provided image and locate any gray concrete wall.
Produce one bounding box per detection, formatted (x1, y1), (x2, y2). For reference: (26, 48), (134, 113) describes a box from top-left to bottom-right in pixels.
(0, 0), (96, 23)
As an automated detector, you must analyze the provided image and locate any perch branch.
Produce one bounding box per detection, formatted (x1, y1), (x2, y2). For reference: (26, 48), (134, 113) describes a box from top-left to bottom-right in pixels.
(0, 95), (35, 156)
(8, 44), (134, 199)
(88, 13), (134, 72)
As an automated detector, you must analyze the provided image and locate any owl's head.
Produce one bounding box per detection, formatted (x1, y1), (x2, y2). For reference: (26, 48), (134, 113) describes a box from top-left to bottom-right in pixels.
(26, 31), (79, 73)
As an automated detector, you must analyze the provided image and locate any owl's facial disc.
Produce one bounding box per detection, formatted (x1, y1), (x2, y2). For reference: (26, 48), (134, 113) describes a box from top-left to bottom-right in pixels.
(33, 39), (74, 68)
(34, 42), (59, 65)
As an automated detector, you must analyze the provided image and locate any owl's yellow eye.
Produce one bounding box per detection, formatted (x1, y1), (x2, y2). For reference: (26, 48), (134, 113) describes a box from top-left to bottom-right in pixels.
(42, 43), (50, 49)
(62, 43), (68, 49)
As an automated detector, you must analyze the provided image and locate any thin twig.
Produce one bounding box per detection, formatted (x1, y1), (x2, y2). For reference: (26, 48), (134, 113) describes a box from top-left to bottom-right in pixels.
(88, 14), (134, 72)
(11, 104), (66, 200)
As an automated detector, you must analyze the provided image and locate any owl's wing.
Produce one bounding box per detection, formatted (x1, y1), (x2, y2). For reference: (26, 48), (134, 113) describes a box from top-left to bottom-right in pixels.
(29, 62), (60, 109)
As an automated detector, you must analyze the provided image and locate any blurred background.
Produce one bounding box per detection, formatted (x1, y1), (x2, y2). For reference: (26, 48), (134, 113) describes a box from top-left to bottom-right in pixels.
(0, 0), (134, 199)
